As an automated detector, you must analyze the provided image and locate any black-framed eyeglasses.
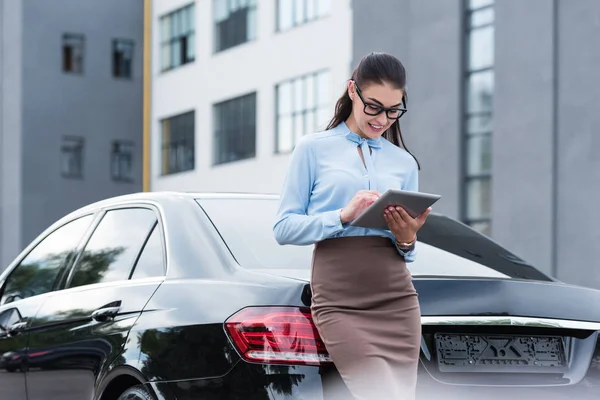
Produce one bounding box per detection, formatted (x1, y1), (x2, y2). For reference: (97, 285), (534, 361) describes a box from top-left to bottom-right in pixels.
(353, 81), (407, 120)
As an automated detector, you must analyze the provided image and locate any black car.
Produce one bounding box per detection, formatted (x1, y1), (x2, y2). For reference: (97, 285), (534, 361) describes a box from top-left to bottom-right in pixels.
(1, 192), (600, 400)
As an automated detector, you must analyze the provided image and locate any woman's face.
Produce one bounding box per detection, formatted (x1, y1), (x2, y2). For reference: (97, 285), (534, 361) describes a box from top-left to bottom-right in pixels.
(347, 80), (404, 139)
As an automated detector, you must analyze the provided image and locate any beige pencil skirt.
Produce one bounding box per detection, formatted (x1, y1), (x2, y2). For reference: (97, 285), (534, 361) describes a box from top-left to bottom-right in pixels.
(311, 236), (421, 400)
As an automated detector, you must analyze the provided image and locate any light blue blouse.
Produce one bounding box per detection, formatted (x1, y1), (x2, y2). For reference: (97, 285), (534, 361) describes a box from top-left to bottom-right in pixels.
(273, 121), (419, 262)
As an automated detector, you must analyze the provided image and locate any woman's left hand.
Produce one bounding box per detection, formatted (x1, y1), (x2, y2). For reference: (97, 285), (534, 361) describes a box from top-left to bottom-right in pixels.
(384, 206), (431, 243)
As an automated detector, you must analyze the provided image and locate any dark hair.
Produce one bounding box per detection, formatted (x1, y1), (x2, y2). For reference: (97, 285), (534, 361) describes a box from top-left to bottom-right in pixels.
(326, 52), (420, 169)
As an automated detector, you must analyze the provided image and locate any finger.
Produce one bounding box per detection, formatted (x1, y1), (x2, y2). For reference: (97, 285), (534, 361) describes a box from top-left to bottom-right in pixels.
(383, 209), (399, 230)
(395, 207), (414, 223)
(389, 208), (407, 226)
(416, 207), (432, 224)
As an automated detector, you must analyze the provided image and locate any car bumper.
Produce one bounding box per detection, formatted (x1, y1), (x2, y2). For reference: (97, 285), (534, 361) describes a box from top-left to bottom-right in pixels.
(146, 360), (600, 400)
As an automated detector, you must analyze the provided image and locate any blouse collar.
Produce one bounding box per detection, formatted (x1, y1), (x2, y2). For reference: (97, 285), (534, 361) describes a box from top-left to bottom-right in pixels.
(340, 121), (383, 149)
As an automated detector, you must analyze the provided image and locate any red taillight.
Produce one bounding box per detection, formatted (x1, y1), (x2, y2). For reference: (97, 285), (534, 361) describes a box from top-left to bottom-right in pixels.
(224, 306), (332, 366)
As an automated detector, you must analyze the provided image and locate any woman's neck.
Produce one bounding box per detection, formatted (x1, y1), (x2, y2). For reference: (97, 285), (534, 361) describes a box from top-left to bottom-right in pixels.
(345, 114), (368, 139)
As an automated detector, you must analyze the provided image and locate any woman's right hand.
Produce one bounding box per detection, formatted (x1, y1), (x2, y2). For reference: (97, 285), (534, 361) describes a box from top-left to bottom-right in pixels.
(340, 190), (381, 224)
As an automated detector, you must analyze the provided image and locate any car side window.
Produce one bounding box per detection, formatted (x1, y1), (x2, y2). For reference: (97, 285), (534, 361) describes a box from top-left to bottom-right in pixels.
(130, 223), (166, 280)
(0, 215), (94, 306)
(67, 208), (157, 288)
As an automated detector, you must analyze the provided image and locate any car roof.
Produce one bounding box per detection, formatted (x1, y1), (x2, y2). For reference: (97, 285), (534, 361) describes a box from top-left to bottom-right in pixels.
(19, 191), (555, 283)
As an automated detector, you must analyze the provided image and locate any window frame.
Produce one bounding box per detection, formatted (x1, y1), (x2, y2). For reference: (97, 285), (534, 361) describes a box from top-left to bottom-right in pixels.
(274, 69), (331, 154)
(62, 205), (164, 290)
(161, 110), (195, 175)
(212, 91), (257, 166)
(213, 0), (257, 53)
(460, 0), (494, 236)
(62, 33), (85, 75)
(111, 140), (135, 182)
(0, 213), (98, 306)
(159, 3), (196, 72)
(112, 38), (135, 79)
(275, 0), (332, 33)
(128, 221), (168, 280)
(61, 135), (85, 179)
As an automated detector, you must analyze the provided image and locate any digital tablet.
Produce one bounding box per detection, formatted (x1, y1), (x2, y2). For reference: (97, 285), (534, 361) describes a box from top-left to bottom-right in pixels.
(349, 189), (441, 230)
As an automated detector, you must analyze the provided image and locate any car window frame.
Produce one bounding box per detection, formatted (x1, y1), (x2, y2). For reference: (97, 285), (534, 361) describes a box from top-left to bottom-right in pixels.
(0, 212), (99, 305)
(61, 204), (164, 290)
(128, 221), (167, 280)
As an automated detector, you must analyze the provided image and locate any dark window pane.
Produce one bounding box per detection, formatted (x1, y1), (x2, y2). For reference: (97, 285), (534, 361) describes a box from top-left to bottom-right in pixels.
(160, 3), (195, 71)
(214, 93), (256, 164)
(111, 141), (134, 181)
(214, 0), (255, 52)
(161, 111), (195, 175)
(1, 215), (94, 305)
(131, 225), (165, 279)
(68, 209), (157, 288)
(113, 39), (134, 78)
(62, 33), (84, 74)
(61, 136), (84, 179)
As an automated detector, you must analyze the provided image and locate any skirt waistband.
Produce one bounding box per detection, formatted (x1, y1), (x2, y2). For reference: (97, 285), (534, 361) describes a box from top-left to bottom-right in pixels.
(316, 235), (395, 250)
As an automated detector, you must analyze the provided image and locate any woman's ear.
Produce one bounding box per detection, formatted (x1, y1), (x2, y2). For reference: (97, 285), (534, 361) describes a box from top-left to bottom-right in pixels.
(347, 80), (355, 101)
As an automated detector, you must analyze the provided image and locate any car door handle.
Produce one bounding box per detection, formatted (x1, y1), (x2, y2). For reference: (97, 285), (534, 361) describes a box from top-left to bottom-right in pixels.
(91, 302), (121, 322)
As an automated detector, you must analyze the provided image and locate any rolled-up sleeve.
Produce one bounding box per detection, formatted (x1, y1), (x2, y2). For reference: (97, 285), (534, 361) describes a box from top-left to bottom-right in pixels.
(273, 137), (345, 246)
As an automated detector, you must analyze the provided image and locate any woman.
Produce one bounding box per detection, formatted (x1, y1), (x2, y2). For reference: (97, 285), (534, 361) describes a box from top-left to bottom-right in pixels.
(273, 52), (430, 399)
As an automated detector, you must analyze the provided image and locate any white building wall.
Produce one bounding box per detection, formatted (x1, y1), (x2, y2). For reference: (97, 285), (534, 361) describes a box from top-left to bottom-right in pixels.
(150, 0), (353, 194)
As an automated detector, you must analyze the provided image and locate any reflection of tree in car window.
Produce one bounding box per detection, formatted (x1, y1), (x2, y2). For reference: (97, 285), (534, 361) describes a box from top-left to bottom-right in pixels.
(0, 215), (93, 305)
(67, 208), (157, 289)
(68, 247), (125, 288)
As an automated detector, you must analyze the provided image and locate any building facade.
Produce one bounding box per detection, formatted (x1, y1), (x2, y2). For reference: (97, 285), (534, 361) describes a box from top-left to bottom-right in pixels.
(352, 0), (600, 288)
(0, 0), (144, 268)
(147, 0), (600, 289)
(149, 0), (352, 195)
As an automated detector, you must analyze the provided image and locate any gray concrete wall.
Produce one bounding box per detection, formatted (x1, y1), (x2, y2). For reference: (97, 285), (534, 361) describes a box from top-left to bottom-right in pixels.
(352, 0), (463, 219)
(20, 0), (144, 246)
(493, 0), (556, 276)
(354, 0), (600, 287)
(556, 0), (600, 288)
(0, 0), (24, 269)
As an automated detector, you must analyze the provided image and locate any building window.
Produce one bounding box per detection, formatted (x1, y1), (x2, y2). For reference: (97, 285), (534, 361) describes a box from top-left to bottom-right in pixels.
(275, 70), (331, 153)
(62, 34), (85, 74)
(61, 136), (84, 179)
(113, 39), (134, 79)
(161, 111), (195, 175)
(277, 0), (331, 32)
(160, 3), (195, 72)
(111, 141), (134, 182)
(214, 0), (257, 52)
(213, 93), (256, 165)
(462, 0), (494, 236)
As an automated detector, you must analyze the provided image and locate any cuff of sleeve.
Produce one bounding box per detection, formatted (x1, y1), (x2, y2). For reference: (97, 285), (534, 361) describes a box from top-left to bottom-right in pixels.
(321, 208), (345, 234)
(395, 242), (417, 263)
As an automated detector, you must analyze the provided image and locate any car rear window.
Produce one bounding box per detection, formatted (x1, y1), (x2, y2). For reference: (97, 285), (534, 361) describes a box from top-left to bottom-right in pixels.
(196, 197), (552, 281)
